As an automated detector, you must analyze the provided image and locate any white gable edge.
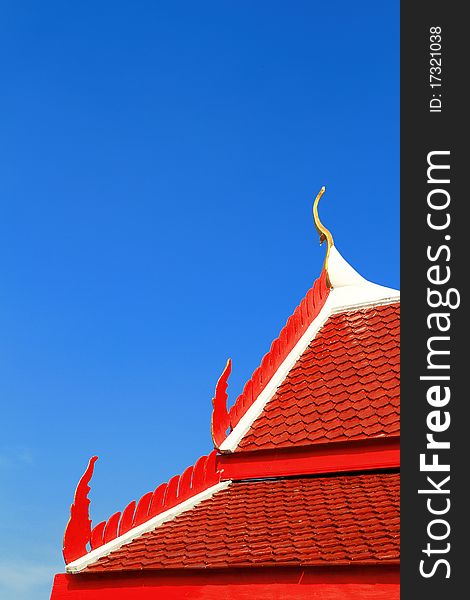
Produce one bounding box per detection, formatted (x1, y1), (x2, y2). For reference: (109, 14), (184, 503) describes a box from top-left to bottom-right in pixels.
(219, 294), (333, 452)
(66, 480), (231, 574)
(219, 277), (400, 453)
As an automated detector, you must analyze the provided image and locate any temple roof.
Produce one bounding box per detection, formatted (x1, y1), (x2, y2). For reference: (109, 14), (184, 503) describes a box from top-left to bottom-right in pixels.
(59, 192), (400, 579)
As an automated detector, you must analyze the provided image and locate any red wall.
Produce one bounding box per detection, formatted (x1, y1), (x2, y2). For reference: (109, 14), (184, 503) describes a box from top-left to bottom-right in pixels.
(51, 565), (399, 600)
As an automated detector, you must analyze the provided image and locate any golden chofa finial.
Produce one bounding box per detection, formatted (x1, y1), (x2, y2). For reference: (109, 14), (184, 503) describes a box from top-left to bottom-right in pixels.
(312, 186), (334, 288)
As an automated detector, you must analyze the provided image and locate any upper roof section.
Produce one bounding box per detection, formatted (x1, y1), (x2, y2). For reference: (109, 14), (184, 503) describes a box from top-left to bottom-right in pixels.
(238, 302), (399, 452)
(213, 189), (399, 452)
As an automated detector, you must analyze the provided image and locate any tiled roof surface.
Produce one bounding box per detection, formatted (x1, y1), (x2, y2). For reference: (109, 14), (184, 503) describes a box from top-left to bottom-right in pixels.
(237, 302), (400, 451)
(85, 472), (399, 572)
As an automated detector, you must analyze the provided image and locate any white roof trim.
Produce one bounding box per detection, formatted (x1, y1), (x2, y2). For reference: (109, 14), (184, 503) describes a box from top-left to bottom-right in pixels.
(219, 296), (333, 452)
(219, 246), (399, 453)
(331, 295), (400, 315)
(66, 480), (231, 573)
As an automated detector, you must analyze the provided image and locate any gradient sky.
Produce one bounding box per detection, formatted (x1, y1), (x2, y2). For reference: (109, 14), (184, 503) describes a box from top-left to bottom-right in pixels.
(0, 2), (399, 598)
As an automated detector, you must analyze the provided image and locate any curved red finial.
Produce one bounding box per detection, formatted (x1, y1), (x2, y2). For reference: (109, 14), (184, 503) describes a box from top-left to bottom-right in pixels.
(63, 456), (98, 564)
(211, 358), (232, 448)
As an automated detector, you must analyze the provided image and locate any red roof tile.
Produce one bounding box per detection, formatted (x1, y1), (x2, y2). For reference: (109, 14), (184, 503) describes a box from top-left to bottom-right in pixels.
(84, 472), (399, 572)
(237, 303), (400, 451)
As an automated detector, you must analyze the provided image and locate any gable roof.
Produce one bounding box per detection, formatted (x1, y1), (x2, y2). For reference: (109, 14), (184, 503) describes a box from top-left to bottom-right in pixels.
(217, 246), (399, 452)
(83, 472), (400, 572)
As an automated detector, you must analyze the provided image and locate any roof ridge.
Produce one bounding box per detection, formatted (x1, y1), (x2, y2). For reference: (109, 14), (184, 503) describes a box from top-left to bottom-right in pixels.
(330, 296), (400, 315)
(63, 450), (222, 565)
(211, 269), (330, 448)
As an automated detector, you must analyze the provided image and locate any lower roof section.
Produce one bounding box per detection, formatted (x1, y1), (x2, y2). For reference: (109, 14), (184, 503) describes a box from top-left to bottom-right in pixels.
(82, 472), (399, 573)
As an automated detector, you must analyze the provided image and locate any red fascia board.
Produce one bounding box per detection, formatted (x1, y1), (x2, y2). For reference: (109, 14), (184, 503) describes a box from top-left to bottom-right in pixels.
(216, 437), (400, 480)
(51, 565), (399, 600)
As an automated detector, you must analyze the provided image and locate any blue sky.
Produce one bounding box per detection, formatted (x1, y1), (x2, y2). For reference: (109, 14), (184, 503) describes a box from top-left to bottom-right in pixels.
(0, 2), (398, 598)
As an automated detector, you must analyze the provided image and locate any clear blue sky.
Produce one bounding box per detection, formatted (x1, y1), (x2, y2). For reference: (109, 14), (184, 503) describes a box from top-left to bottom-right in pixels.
(0, 2), (398, 598)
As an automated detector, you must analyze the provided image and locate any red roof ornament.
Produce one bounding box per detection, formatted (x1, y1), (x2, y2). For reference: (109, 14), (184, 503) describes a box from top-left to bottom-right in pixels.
(211, 358), (232, 448)
(61, 450), (224, 561)
(87, 450), (222, 551)
(63, 456), (98, 564)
